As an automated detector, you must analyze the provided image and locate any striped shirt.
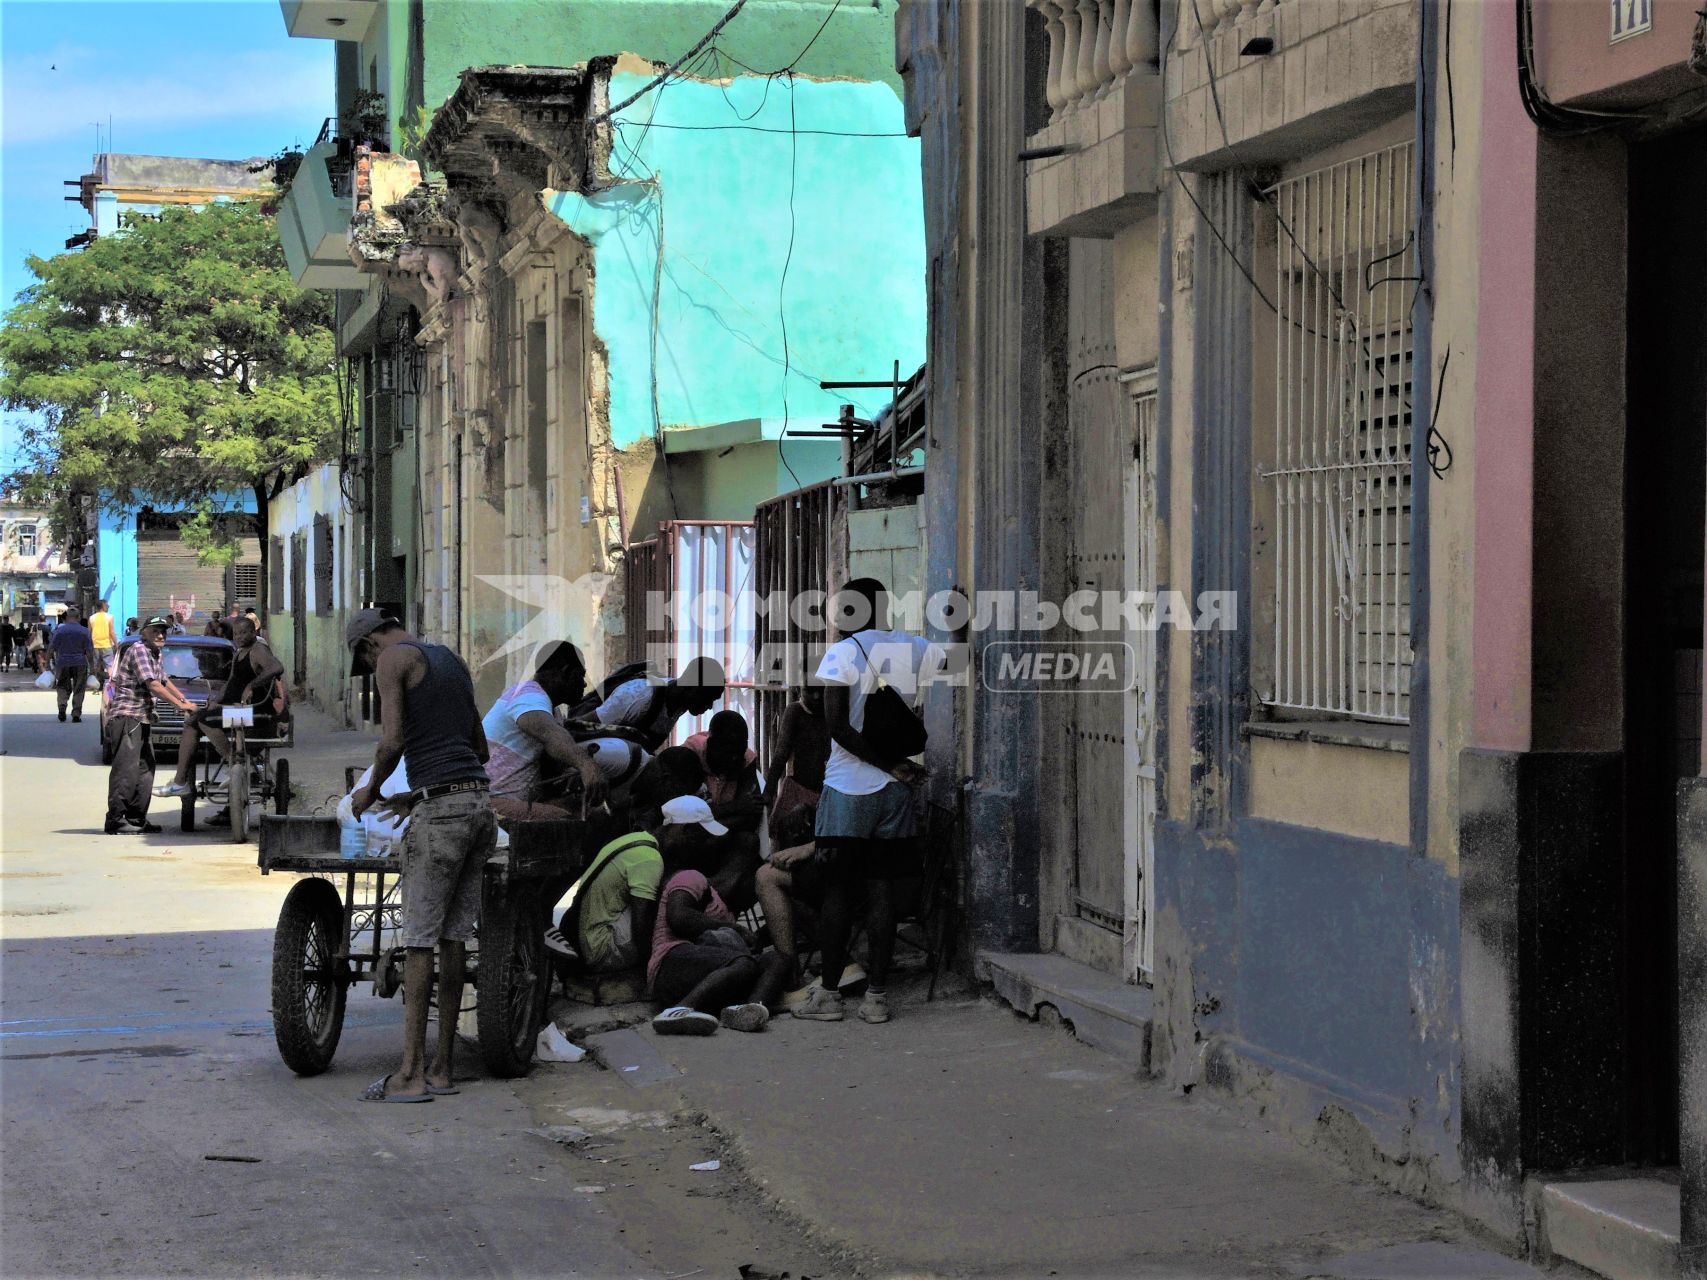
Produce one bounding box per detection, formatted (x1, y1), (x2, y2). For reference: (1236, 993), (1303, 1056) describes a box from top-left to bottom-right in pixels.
(107, 643), (165, 722)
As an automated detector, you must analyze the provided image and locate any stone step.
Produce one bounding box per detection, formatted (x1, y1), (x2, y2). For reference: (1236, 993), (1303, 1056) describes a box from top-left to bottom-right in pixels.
(975, 949), (1152, 1071)
(1534, 1176), (1684, 1280)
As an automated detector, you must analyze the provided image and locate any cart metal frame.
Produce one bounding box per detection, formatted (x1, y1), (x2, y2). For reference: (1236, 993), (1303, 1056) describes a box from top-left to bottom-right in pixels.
(257, 812), (586, 1079)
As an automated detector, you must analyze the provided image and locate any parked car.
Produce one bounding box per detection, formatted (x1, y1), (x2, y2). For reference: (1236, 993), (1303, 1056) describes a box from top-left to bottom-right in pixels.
(98, 635), (233, 765)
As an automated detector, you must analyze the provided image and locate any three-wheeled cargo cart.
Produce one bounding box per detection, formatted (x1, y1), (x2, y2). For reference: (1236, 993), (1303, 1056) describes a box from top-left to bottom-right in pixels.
(256, 813), (585, 1079)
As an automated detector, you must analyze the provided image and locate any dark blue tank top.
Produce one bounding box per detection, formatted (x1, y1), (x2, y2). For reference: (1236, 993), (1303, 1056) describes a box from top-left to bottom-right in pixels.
(399, 640), (488, 789)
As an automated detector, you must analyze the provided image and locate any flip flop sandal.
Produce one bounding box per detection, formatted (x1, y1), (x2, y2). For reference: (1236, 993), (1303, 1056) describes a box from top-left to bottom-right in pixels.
(359, 1074), (433, 1103)
(426, 1083), (461, 1096)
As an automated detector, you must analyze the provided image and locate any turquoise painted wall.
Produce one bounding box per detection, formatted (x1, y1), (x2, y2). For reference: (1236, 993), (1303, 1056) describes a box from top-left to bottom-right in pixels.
(416, 0), (902, 115)
(548, 71), (925, 451)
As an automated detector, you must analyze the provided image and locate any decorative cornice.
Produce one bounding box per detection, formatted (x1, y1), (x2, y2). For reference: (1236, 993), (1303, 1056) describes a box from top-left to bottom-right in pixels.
(421, 63), (610, 231)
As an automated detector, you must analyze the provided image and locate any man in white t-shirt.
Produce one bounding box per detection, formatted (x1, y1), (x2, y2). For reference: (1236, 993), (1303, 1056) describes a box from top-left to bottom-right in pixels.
(483, 641), (608, 823)
(792, 578), (939, 1027)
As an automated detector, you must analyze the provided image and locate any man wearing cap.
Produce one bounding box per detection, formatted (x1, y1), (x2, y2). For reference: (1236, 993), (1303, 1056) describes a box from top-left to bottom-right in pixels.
(104, 615), (198, 835)
(646, 794), (792, 1035)
(346, 609), (494, 1103)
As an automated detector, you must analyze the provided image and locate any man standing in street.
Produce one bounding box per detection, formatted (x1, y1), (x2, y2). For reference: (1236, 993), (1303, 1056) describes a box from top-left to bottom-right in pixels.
(0, 618), (14, 672)
(792, 578), (937, 1026)
(47, 606), (95, 723)
(104, 614), (197, 835)
(347, 608), (493, 1103)
(88, 600), (116, 680)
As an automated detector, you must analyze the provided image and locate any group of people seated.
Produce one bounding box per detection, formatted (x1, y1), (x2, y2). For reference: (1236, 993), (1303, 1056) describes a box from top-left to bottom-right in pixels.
(484, 595), (924, 1033)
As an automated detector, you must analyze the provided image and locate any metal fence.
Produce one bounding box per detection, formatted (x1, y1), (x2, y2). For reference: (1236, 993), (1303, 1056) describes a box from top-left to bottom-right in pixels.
(752, 479), (844, 763)
(623, 520), (757, 746)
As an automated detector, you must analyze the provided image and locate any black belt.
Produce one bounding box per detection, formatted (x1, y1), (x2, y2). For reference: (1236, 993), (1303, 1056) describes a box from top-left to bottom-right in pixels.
(409, 779), (489, 805)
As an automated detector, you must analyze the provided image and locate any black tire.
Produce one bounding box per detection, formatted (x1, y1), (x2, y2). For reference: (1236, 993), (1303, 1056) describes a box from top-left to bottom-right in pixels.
(230, 730), (250, 844)
(181, 794), (196, 833)
(476, 886), (546, 1079)
(271, 878), (348, 1076)
(273, 758), (291, 816)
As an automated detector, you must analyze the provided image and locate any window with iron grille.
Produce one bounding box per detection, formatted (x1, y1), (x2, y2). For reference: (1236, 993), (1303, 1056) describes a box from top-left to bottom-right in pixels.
(313, 515), (334, 616)
(1261, 140), (1415, 724)
(227, 562), (261, 609)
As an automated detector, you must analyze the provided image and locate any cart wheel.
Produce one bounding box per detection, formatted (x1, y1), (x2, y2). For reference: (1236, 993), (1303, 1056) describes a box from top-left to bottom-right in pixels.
(476, 888), (547, 1079)
(181, 794), (196, 833)
(273, 758), (291, 816)
(271, 878), (348, 1076)
(230, 730), (250, 843)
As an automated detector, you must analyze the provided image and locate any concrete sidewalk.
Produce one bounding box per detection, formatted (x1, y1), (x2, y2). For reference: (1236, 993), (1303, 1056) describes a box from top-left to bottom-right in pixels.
(549, 973), (1552, 1280)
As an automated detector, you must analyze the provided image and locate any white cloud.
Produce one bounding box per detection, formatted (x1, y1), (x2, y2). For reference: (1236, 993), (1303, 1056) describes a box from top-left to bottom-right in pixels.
(4, 47), (330, 148)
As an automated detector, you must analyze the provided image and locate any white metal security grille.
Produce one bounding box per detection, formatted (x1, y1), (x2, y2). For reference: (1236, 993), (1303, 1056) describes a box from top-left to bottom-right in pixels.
(1263, 141), (1415, 724)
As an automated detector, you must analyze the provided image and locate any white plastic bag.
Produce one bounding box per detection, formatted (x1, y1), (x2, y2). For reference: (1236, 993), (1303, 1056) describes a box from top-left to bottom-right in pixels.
(33, 671), (53, 690)
(534, 1023), (586, 1063)
(85, 674), (100, 691)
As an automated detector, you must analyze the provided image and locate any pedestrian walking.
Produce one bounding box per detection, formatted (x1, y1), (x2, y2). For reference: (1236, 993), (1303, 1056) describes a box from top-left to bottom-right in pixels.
(25, 624), (44, 673)
(87, 600), (116, 680)
(46, 605), (96, 723)
(346, 608), (493, 1103)
(0, 619), (14, 672)
(104, 614), (197, 835)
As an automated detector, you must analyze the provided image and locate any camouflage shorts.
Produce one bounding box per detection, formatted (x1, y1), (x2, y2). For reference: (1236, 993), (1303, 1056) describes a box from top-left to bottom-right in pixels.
(400, 788), (496, 948)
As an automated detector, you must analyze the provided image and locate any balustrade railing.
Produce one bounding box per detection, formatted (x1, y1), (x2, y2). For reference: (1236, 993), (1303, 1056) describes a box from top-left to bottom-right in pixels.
(1028, 0), (1160, 116)
(1175, 0), (1283, 51)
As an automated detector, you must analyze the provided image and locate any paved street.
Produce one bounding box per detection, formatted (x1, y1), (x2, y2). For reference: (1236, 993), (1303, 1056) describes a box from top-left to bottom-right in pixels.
(0, 674), (821, 1279)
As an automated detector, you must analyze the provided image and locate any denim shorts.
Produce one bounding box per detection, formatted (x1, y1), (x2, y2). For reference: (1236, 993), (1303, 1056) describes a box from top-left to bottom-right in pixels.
(815, 780), (917, 843)
(400, 788), (496, 948)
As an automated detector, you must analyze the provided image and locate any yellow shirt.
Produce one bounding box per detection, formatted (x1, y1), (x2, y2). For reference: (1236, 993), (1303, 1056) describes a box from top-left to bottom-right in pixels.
(89, 612), (116, 649)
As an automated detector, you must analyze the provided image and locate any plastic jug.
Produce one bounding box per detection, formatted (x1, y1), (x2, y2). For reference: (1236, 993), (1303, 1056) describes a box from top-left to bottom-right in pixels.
(337, 795), (368, 859)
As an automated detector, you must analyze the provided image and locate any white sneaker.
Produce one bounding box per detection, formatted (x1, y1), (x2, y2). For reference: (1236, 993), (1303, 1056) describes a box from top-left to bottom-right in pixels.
(651, 1006), (718, 1036)
(153, 781), (192, 798)
(791, 986), (845, 1022)
(719, 1003), (769, 1032)
(858, 990), (891, 1024)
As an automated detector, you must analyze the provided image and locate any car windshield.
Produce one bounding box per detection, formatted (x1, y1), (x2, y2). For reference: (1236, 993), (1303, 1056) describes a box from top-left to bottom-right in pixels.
(159, 645), (231, 682)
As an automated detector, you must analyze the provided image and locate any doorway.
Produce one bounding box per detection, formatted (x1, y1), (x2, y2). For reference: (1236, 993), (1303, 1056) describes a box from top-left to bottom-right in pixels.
(1621, 125), (1706, 1168)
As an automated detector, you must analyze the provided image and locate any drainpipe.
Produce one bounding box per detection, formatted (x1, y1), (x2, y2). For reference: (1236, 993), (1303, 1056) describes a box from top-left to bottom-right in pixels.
(1408, 0), (1440, 857)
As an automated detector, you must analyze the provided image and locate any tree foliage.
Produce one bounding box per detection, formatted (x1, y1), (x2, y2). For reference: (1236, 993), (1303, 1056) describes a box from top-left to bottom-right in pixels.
(0, 200), (339, 563)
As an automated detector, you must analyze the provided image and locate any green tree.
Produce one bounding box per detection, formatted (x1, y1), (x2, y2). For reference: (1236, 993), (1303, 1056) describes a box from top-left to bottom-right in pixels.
(0, 200), (340, 611)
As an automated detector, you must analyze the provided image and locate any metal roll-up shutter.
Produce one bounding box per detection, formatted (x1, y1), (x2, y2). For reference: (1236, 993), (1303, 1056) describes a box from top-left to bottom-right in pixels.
(136, 529), (260, 627)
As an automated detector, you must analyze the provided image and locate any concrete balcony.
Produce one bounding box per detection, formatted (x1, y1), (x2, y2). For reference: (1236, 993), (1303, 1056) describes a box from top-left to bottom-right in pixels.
(276, 142), (363, 291)
(1025, 0), (1162, 236)
(279, 0), (378, 40)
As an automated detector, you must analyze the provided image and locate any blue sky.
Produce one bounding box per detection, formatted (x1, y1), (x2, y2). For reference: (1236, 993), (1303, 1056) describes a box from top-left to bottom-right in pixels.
(1, 0), (331, 466)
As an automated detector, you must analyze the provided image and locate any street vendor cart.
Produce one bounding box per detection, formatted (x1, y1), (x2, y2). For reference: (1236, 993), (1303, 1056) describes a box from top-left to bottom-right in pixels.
(256, 813), (585, 1079)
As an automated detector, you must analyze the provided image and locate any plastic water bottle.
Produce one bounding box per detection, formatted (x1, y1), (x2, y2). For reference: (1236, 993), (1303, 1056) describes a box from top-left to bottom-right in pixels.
(363, 813), (389, 858)
(337, 794), (368, 860)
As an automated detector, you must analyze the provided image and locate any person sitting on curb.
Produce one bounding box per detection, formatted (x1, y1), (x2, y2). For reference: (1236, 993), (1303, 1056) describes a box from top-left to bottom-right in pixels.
(683, 709), (766, 913)
(542, 747), (703, 964)
(647, 795), (791, 1036)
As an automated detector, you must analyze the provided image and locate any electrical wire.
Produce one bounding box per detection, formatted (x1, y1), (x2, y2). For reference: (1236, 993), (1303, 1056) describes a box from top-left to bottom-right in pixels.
(776, 69), (808, 495)
(1157, 6), (1277, 314)
(589, 0), (751, 127)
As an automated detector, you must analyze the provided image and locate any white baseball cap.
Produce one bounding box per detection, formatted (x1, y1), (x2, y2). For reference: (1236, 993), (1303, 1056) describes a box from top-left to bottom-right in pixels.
(660, 794), (729, 837)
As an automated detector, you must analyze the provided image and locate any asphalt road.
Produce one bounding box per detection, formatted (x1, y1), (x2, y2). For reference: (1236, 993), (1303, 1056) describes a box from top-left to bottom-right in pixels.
(0, 674), (679, 1279)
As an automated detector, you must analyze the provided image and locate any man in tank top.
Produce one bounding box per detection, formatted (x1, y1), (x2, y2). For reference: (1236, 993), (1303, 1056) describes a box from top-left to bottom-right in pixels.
(347, 608), (494, 1103)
